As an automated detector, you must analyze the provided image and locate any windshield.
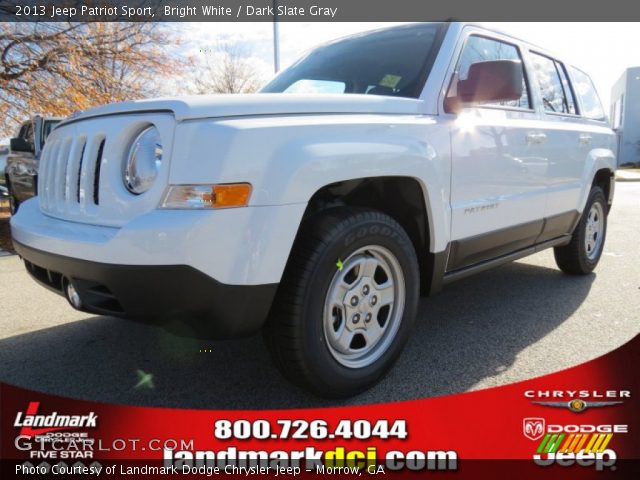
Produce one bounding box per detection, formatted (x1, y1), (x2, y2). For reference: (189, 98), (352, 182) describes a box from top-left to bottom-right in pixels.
(261, 23), (447, 99)
(43, 120), (60, 141)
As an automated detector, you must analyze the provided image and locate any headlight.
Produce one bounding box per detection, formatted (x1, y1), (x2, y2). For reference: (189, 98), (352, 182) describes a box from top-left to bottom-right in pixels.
(124, 126), (162, 194)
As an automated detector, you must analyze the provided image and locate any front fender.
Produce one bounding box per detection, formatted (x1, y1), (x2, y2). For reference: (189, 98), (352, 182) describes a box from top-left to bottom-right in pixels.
(170, 115), (452, 252)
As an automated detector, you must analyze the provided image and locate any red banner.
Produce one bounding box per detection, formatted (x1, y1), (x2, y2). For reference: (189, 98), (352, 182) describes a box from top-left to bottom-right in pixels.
(2, 335), (639, 479)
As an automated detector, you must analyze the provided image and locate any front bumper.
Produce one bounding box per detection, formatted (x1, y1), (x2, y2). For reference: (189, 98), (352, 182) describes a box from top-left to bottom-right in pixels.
(14, 241), (278, 338)
(10, 198), (307, 337)
(10, 198), (306, 285)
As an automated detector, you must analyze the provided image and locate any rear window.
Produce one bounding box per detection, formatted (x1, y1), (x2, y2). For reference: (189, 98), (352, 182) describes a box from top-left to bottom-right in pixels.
(261, 24), (447, 98)
(569, 67), (606, 120)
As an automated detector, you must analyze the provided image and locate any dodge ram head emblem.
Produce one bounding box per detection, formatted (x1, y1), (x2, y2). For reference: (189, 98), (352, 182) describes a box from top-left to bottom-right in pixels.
(523, 418), (546, 441)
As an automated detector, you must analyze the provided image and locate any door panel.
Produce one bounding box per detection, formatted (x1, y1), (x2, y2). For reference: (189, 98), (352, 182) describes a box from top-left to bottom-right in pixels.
(7, 153), (37, 202)
(449, 109), (548, 270)
(447, 34), (548, 271)
(449, 218), (544, 270)
(539, 117), (585, 216)
(536, 210), (580, 244)
(527, 53), (584, 218)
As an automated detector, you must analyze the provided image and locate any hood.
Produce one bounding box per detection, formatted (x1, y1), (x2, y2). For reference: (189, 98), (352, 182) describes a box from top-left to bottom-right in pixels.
(60, 93), (425, 124)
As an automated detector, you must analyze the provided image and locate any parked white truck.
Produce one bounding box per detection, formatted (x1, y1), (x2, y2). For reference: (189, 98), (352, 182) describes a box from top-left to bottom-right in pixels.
(11, 23), (616, 397)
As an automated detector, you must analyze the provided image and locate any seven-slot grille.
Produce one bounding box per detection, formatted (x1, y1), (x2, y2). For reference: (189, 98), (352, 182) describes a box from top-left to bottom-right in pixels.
(39, 133), (106, 215)
(36, 112), (173, 227)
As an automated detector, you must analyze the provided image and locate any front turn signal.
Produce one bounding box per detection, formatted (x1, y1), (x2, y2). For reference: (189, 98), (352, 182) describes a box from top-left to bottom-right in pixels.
(160, 183), (252, 209)
(211, 183), (252, 208)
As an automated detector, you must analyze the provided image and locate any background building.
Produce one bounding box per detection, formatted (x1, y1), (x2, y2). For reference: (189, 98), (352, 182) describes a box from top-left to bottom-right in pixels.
(611, 67), (640, 167)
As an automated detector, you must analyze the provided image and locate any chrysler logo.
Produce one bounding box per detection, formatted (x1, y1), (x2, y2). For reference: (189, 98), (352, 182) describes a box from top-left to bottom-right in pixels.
(523, 417), (546, 441)
(532, 400), (623, 413)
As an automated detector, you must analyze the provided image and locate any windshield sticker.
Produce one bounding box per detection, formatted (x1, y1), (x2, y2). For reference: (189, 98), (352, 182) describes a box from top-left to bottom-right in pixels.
(379, 74), (402, 88)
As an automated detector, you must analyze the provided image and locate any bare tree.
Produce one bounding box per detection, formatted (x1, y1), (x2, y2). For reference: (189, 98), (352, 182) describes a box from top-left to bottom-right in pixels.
(0, 22), (182, 138)
(188, 42), (262, 95)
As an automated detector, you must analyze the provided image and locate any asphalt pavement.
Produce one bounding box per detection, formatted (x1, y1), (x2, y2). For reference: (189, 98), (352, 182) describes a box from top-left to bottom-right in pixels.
(1, 182), (639, 409)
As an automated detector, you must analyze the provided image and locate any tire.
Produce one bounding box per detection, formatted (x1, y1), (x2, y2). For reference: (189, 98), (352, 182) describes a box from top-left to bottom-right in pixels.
(554, 186), (607, 275)
(9, 194), (19, 215)
(264, 207), (420, 398)
(5, 179), (19, 215)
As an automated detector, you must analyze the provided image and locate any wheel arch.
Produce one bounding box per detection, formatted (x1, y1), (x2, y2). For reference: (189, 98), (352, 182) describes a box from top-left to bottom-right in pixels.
(297, 176), (441, 295)
(579, 146), (616, 214)
(592, 168), (615, 212)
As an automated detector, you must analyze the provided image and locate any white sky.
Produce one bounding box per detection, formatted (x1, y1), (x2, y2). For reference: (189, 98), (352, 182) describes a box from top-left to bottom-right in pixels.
(181, 22), (640, 111)
(4, 22), (638, 145)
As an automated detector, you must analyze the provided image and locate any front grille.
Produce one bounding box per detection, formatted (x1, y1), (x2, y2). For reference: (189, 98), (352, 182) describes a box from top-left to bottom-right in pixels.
(37, 113), (174, 227)
(93, 139), (105, 205)
(75, 139), (86, 203)
(38, 112), (175, 227)
(40, 134), (104, 214)
(24, 259), (63, 292)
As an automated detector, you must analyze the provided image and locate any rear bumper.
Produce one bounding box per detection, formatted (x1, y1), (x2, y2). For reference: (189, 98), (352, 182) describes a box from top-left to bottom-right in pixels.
(14, 241), (278, 338)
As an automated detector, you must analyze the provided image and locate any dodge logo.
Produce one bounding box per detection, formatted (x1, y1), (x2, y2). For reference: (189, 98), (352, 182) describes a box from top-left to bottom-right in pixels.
(523, 418), (545, 441)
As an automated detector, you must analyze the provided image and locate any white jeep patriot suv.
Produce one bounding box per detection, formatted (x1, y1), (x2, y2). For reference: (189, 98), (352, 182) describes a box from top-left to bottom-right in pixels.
(11, 23), (616, 397)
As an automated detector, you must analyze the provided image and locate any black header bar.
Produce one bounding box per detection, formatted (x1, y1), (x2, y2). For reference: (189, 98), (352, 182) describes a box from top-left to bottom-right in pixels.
(1, 0), (640, 22)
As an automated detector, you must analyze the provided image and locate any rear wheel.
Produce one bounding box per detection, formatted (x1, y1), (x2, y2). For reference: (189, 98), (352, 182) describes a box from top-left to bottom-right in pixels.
(554, 186), (607, 274)
(264, 207), (420, 397)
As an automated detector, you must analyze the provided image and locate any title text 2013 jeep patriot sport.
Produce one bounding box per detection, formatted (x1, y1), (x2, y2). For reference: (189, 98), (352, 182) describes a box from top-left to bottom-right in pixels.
(11, 23), (616, 397)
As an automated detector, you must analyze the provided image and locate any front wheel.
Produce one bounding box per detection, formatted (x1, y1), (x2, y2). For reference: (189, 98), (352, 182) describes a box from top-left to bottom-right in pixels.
(5, 179), (19, 215)
(554, 186), (607, 275)
(8, 194), (19, 215)
(264, 207), (420, 397)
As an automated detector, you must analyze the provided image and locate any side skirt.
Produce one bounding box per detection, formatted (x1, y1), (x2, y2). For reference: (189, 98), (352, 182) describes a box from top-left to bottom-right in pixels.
(441, 235), (571, 286)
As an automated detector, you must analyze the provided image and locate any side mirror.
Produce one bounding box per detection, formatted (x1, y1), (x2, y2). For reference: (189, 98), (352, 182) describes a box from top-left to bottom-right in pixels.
(445, 60), (524, 113)
(10, 137), (34, 153)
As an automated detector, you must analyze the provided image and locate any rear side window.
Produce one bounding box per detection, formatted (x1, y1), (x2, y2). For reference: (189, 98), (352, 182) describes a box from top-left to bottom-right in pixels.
(555, 64), (577, 114)
(570, 67), (606, 120)
(530, 53), (576, 114)
(457, 35), (530, 109)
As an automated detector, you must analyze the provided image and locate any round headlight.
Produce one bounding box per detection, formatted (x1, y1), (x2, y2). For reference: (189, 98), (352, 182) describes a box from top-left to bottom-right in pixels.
(124, 126), (162, 194)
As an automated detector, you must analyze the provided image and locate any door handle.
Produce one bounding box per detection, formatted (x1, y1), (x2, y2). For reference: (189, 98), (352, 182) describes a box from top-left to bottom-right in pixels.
(526, 132), (547, 145)
(579, 134), (593, 145)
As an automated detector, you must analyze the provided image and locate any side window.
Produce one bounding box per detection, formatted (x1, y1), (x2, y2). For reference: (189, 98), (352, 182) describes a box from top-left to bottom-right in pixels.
(530, 53), (576, 114)
(41, 120), (60, 146)
(18, 123), (29, 139)
(570, 67), (606, 120)
(24, 123), (34, 145)
(457, 35), (530, 109)
(555, 63), (577, 114)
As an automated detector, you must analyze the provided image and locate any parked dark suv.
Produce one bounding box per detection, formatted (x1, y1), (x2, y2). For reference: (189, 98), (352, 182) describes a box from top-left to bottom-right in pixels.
(5, 115), (61, 213)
